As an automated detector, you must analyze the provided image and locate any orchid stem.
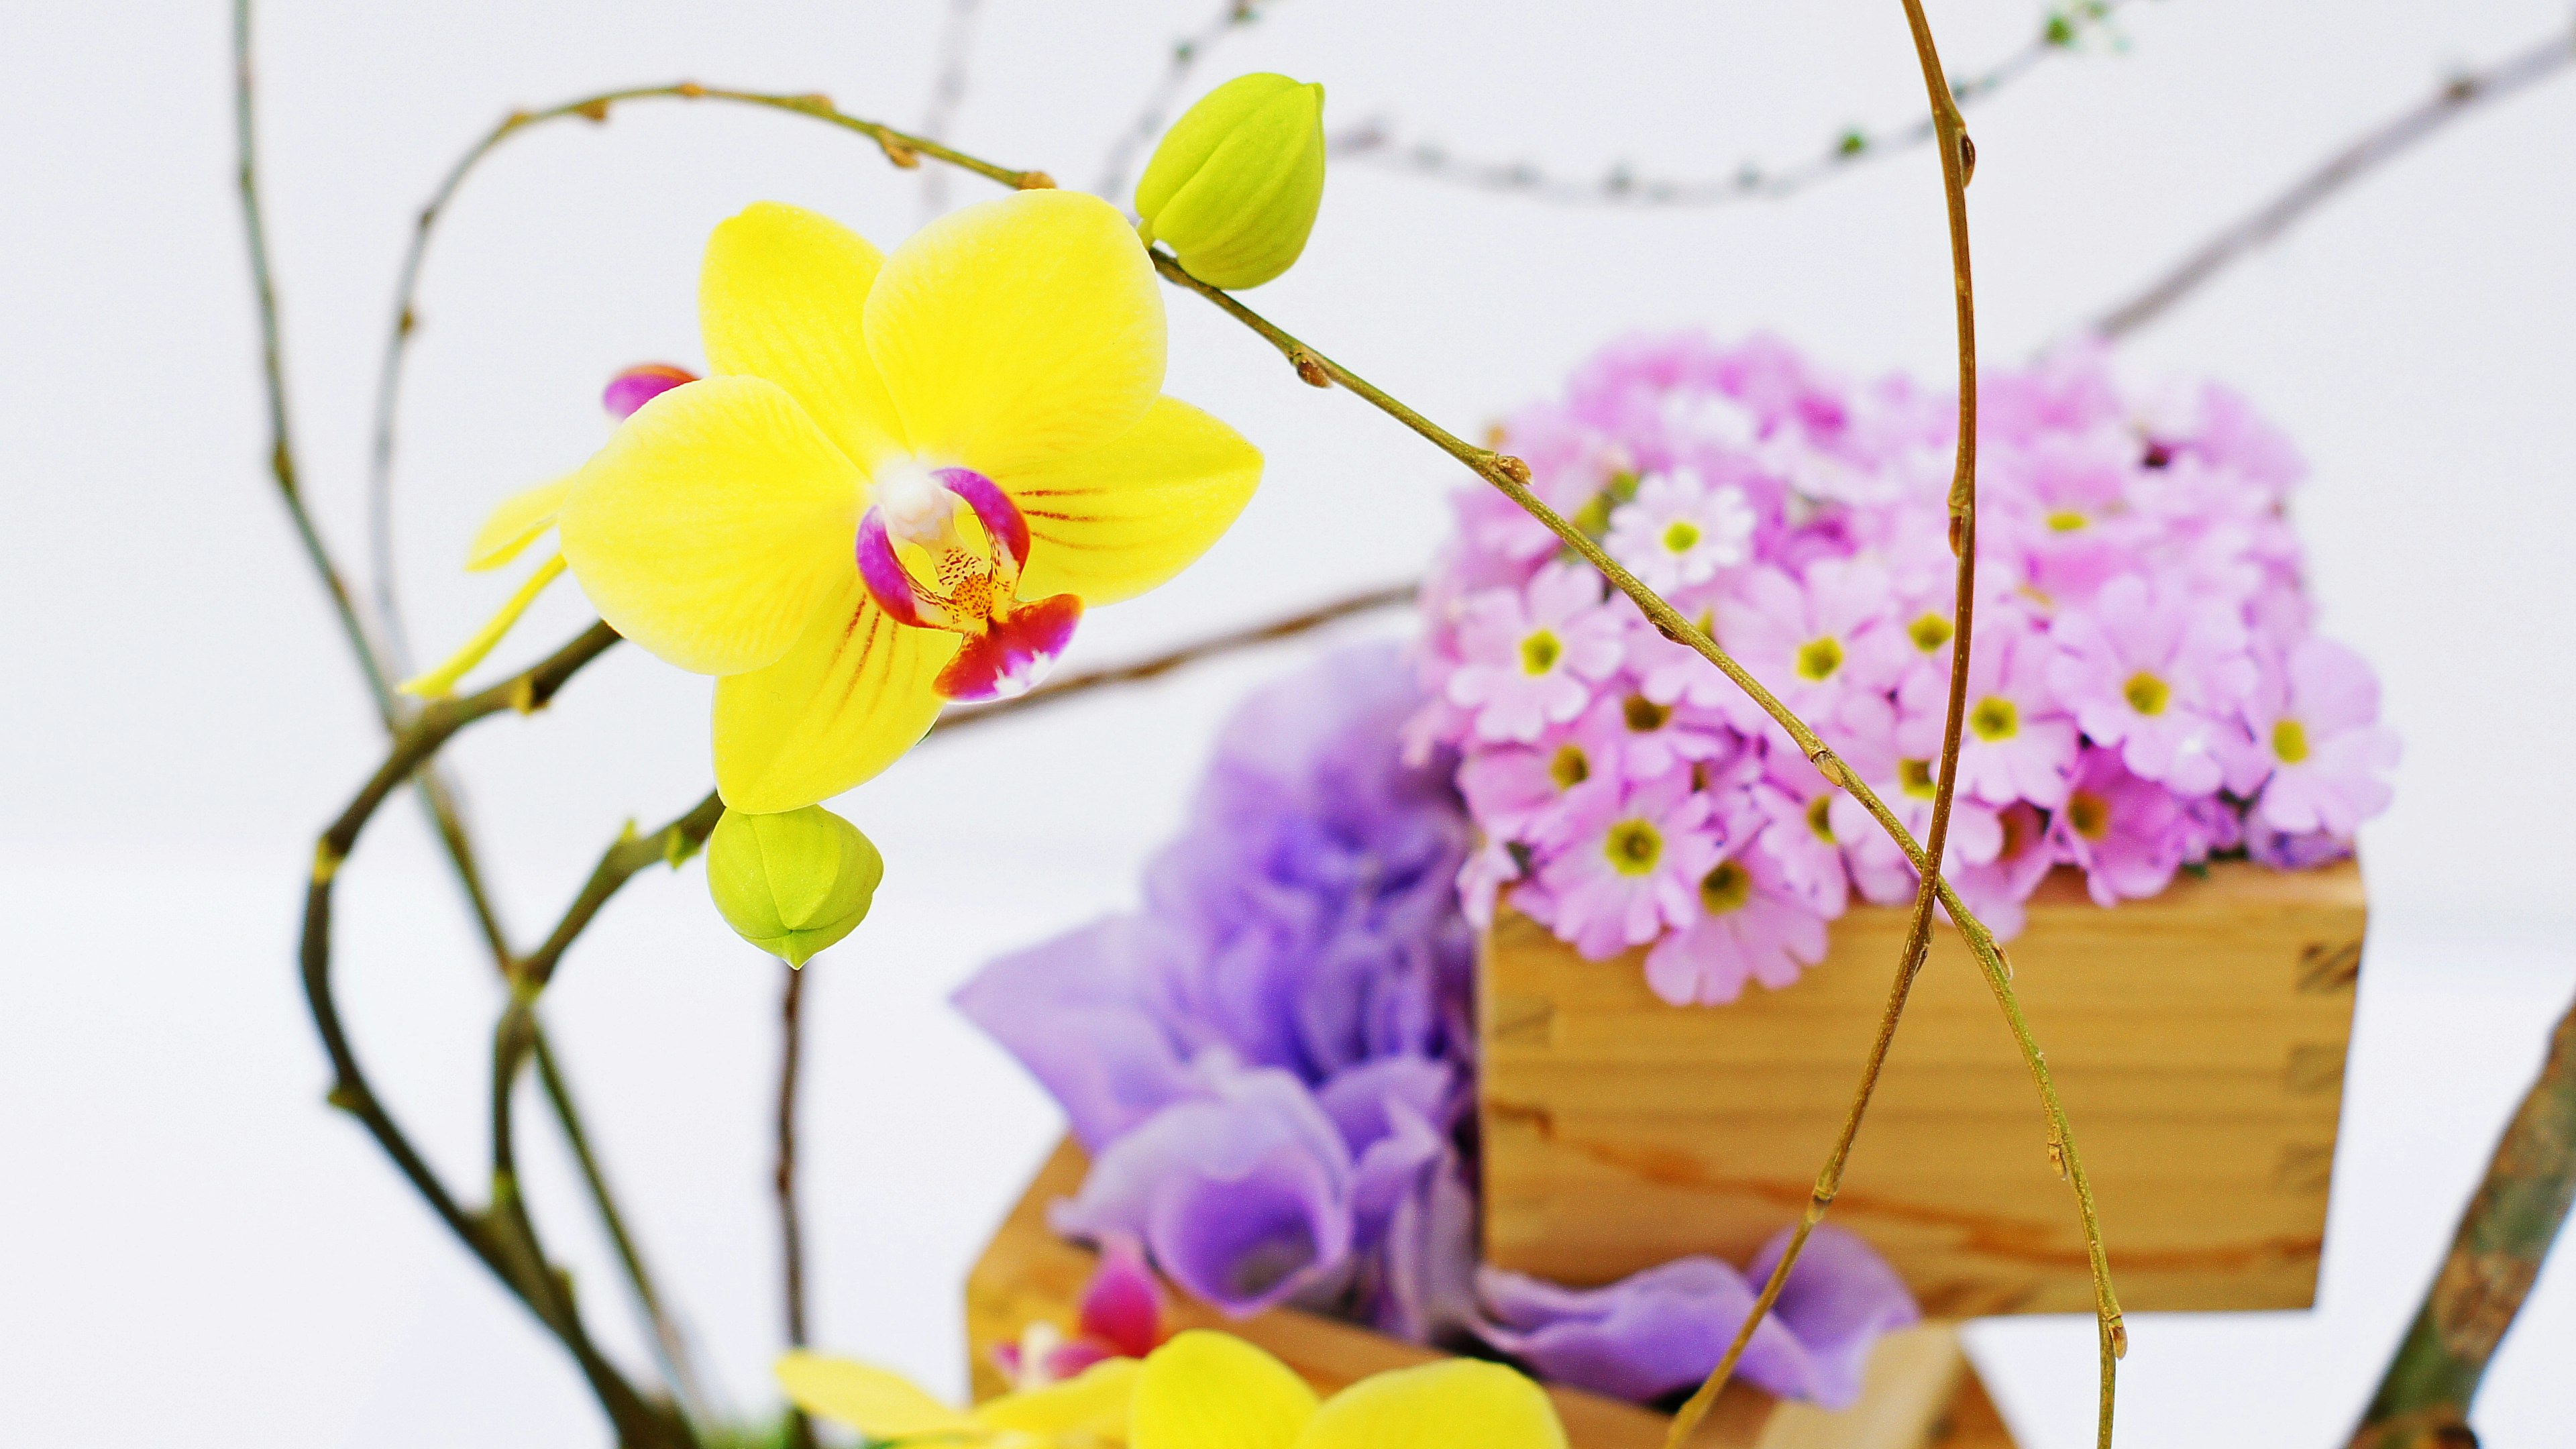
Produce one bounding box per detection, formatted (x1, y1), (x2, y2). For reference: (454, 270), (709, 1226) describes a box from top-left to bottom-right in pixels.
(777, 960), (818, 1449)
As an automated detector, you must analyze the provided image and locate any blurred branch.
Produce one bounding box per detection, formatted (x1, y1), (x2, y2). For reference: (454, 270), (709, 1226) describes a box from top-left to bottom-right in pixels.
(775, 961), (818, 1449)
(2094, 24), (2576, 339)
(917, 0), (987, 219)
(2351, 991), (2576, 1449)
(1330, 0), (2134, 207)
(1093, 0), (1282, 201)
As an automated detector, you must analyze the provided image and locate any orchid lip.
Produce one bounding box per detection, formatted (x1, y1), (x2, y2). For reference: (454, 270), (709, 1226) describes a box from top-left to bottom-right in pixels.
(853, 464), (1083, 700)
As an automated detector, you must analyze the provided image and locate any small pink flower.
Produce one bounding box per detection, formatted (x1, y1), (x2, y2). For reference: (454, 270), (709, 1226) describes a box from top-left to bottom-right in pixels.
(1897, 619), (2078, 808)
(1721, 560), (1902, 741)
(1748, 760), (1851, 921)
(1944, 801), (2055, 941)
(2228, 637), (2399, 837)
(2048, 574), (2254, 795)
(1580, 692), (1740, 784)
(1525, 776), (1725, 960)
(1456, 707), (1627, 839)
(1456, 837), (1525, 929)
(1446, 565), (1627, 743)
(1643, 843), (1831, 1006)
(994, 1231), (1165, 1389)
(2049, 748), (2191, 907)
(1605, 469), (1756, 594)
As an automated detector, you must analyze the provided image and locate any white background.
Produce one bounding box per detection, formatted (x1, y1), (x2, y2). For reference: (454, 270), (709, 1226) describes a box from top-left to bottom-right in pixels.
(3, 1), (2572, 1444)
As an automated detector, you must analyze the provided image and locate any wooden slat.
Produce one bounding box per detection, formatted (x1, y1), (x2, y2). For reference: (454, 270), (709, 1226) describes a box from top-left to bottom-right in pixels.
(966, 1138), (2009, 1448)
(1480, 860), (2364, 1313)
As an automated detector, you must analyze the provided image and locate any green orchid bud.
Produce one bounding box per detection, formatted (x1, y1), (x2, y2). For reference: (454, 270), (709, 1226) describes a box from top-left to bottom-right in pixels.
(1134, 72), (1327, 290)
(704, 805), (883, 967)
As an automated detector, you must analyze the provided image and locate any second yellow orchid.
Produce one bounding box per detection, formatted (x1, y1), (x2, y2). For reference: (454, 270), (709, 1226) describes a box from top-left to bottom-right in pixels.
(440, 190), (1262, 812)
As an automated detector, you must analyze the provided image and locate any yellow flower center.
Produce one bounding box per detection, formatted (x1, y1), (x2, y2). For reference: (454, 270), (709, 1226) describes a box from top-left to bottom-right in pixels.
(1805, 795), (1837, 844)
(1520, 629), (1563, 676)
(1622, 695), (1672, 732)
(1700, 859), (1752, 914)
(1898, 757), (1937, 800)
(2065, 790), (2110, 841)
(1907, 612), (1953, 654)
(2273, 718), (2310, 765)
(1605, 819), (1664, 876)
(1795, 636), (1844, 682)
(2046, 509), (2090, 533)
(2124, 671), (2171, 716)
(1548, 743), (1591, 790)
(1970, 696), (2019, 742)
(1661, 519), (1703, 554)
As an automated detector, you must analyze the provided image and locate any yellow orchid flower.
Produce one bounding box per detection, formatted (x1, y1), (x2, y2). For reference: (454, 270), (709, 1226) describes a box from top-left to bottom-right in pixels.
(777, 1348), (1136, 1447)
(1129, 1331), (1569, 1449)
(461, 191), (1260, 812)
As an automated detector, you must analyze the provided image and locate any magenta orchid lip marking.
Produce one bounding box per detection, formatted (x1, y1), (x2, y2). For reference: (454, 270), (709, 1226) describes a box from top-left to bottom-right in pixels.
(855, 463), (1084, 702)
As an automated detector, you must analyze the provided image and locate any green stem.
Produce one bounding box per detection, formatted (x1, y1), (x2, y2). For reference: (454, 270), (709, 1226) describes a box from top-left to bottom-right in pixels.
(2351, 991), (2576, 1449)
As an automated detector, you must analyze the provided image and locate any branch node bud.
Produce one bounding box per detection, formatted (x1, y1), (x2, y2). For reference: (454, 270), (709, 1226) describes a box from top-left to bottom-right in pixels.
(325, 1081), (363, 1114)
(1015, 170), (1058, 191)
(1290, 350), (1332, 388)
(676, 82), (707, 99)
(573, 99), (610, 123)
(2108, 1315), (2130, 1360)
(879, 136), (922, 168)
(507, 676), (539, 715)
(1958, 131), (1977, 184)
(1490, 453), (1532, 485)
(312, 840), (343, 885)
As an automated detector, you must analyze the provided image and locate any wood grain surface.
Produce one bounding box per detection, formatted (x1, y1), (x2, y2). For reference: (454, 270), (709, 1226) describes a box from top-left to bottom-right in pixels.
(1480, 859), (2366, 1315)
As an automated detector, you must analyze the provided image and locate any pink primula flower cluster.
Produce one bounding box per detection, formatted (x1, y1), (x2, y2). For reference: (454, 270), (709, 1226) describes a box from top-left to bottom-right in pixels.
(1411, 334), (2396, 1007)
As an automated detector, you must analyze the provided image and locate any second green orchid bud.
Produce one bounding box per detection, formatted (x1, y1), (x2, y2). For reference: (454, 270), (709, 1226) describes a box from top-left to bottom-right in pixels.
(704, 805), (883, 967)
(1134, 72), (1327, 290)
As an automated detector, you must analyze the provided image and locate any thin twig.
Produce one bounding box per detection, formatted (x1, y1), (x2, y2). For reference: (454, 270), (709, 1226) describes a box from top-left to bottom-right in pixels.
(1093, 0), (1277, 202)
(2093, 25), (2576, 340)
(1330, 0), (2132, 209)
(2349, 990), (2576, 1449)
(234, 6), (702, 1408)
(777, 961), (817, 1449)
(302, 624), (691, 1448)
(1665, 0), (2015, 1438)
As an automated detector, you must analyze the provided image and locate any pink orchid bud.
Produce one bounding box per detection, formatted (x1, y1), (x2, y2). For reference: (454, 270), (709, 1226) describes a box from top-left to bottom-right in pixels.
(602, 363), (698, 420)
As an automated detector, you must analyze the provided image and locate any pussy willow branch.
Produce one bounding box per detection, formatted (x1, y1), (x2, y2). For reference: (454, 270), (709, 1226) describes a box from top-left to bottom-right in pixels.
(301, 623), (692, 1449)
(2350, 989), (2576, 1449)
(2093, 23), (2576, 340)
(1093, 0), (1277, 201)
(1330, 0), (2133, 208)
(1148, 233), (2123, 1445)
(233, 1), (702, 1408)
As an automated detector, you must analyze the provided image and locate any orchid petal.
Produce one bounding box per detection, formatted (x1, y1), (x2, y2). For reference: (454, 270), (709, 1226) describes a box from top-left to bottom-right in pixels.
(1293, 1360), (1567, 1449)
(865, 190), (1165, 475)
(700, 202), (909, 472)
(1130, 1331), (1318, 1449)
(773, 1351), (977, 1438)
(975, 1356), (1140, 1438)
(602, 363), (698, 421)
(712, 576), (954, 812)
(398, 553), (568, 698)
(466, 476), (574, 572)
(557, 375), (865, 677)
(1004, 396), (1262, 606)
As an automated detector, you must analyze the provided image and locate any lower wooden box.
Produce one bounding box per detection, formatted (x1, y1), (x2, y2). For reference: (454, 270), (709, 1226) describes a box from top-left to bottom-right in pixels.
(1481, 860), (2367, 1315)
(968, 1139), (2018, 1448)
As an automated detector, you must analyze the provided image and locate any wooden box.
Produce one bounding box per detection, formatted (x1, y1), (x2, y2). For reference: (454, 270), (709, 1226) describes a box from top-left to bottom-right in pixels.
(1481, 859), (2367, 1315)
(968, 1138), (2017, 1449)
